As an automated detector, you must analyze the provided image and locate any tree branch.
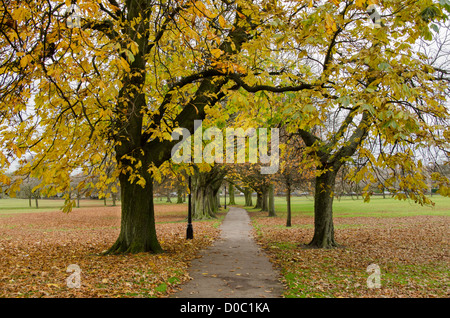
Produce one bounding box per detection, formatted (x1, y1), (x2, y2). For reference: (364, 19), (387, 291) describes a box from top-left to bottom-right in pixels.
(228, 73), (315, 93)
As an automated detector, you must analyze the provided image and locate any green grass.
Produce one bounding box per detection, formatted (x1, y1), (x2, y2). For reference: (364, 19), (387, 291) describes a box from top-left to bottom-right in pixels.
(229, 194), (450, 217)
(2, 194), (448, 218)
(0, 198), (117, 215)
(239, 194), (449, 298)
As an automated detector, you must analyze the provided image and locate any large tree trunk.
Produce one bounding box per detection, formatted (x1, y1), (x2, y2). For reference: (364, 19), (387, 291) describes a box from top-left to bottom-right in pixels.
(106, 173), (163, 254)
(192, 185), (217, 219)
(191, 168), (224, 219)
(177, 185), (184, 204)
(228, 183), (236, 205)
(244, 188), (252, 206)
(255, 192), (262, 209)
(307, 170), (339, 248)
(261, 187), (269, 212)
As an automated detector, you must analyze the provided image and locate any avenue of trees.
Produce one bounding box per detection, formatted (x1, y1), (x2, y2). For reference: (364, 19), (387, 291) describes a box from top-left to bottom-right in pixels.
(1, 0), (449, 252)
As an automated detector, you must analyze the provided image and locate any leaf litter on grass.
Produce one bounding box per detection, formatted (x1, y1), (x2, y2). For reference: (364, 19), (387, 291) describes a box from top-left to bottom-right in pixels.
(250, 212), (449, 298)
(0, 205), (221, 298)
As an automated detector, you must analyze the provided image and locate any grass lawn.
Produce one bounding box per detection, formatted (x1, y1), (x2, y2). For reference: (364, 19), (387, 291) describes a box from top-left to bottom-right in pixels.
(0, 198), (117, 215)
(232, 194), (450, 218)
(237, 194), (449, 298)
(0, 199), (224, 297)
(1, 195), (448, 298)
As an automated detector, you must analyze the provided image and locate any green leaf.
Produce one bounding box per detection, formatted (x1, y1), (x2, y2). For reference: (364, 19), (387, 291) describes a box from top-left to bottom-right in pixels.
(123, 49), (135, 63)
(431, 23), (439, 33)
(378, 62), (390, 71)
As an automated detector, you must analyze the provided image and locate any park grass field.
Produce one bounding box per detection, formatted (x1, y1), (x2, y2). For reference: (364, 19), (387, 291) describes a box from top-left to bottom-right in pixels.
(0, 199), (223, 297)
(233, 194), (450, 217)
(240, 195), (449, 298)
(0, 195), (448, 298)
(0, 198), (113, 215)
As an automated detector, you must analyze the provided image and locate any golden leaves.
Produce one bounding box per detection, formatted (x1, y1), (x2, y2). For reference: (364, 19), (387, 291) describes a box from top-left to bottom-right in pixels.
(325, 13), (337, 35)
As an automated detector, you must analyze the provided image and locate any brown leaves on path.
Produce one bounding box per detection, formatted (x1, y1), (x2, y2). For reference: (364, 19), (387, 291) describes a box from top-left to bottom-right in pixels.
(0, 204), (221, 298)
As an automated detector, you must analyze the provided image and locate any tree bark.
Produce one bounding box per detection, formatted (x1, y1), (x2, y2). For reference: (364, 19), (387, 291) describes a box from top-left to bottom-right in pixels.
(228, 183), (236, 205)
(261, 188), (269, 212)
(268, 183), (276, 217)
(286, 183), (291, 227)
(105, 172), (163, 254)
(307, 170), (339, 248)
(192, 185), (217, 219)
(244, 188), (253, 206)
(191, 168), (224, 219)
(177, 185), (183, 204)
(255, 192), (262, 209)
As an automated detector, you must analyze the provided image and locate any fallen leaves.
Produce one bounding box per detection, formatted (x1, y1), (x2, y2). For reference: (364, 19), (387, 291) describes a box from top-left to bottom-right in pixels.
(250, 211), (449, 298)
(0, 205), (221, 298)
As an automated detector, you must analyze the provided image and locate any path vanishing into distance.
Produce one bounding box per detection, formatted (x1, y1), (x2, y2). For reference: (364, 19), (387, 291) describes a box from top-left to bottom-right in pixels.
(173, 206), (285, 298)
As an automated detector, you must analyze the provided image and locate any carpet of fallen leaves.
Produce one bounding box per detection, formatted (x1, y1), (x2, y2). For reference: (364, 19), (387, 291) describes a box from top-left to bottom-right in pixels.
(0, 204), (221, 298)
(250, 212), (449, 298)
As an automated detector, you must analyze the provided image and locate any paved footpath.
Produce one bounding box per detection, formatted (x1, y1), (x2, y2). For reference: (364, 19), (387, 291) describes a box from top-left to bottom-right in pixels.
(173, 206), (284, 298)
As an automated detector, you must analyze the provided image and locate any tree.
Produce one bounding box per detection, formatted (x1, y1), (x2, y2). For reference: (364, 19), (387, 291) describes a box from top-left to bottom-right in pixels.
(228, 183), (236, 205)
(18, 176), (41, 209)
(229, 163), (273, 212)
(1, 0), (449, 254)
(0, 0), (258, 254)
(190, 164), (227, 219)
(279, 132), (315, 227)
(218, 0), (450, 247)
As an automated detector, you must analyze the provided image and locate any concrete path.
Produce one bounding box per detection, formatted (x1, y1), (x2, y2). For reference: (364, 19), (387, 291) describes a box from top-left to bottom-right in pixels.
(173, 206), (284, 298)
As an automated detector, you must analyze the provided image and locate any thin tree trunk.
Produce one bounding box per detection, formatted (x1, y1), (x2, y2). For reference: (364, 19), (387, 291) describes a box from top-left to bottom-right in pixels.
(286, 183), (291, 227)
(268, 183), (276, 217)
(217, 191), (221, 208)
